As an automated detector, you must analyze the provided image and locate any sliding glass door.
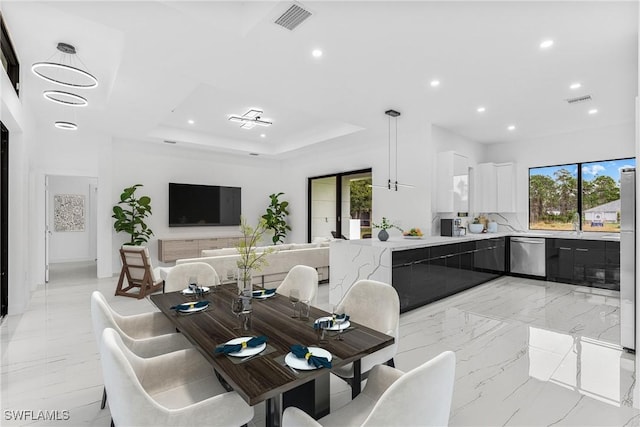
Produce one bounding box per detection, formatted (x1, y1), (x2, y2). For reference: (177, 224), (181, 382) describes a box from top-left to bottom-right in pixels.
(308, 169), (372, 242)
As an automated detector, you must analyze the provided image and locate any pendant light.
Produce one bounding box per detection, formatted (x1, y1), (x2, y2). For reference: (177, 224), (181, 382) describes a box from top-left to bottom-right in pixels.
(32, 42), (98, 89)
(371, 109), (414, 191)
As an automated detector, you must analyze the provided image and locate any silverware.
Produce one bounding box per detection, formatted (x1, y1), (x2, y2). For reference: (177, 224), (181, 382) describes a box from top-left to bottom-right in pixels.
(240, 352), (260, 363)
(287, 365), (299, 375)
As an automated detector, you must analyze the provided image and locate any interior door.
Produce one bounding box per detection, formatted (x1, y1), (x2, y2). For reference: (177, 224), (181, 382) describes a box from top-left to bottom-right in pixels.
(44, 175), (50, 283)
(1, 122), (8, 316)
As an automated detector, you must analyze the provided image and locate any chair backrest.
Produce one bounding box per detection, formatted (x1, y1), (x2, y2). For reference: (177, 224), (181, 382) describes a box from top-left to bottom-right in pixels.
(100, 328), (167, 426)
(120, 246), (159, 283)
(276, 265), (318, 302)
(363, 351), (456, 427)
(91, 291), (131, 347)
(164, 262), (220, 293)
(336, 280), (400, 338)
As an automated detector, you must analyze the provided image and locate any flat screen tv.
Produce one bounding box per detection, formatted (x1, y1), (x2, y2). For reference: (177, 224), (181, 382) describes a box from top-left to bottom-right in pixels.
(169, 183), (241, 227)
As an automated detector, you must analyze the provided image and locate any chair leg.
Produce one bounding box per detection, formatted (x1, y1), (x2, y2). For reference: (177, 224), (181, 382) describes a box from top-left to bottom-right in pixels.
(100, 386), (107, 409)
(110, 418), (115, 427)
(386, 358), (395, 368)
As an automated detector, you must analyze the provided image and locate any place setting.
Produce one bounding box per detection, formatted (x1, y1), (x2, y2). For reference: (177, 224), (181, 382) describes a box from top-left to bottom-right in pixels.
(214, 335), (276, 364)
(313, 307), (351, 342)
(169, 299), (210, 315)
(252, 288), (276, 300)
(180, 276), (213, 297)
(282, 344), (333, 375)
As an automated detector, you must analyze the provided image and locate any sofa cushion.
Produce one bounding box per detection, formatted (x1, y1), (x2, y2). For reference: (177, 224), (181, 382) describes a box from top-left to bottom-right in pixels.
(201, 248), (237, 257)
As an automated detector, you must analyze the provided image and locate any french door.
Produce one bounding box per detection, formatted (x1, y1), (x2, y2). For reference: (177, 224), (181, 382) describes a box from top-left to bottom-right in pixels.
(307, 168), (372, 242)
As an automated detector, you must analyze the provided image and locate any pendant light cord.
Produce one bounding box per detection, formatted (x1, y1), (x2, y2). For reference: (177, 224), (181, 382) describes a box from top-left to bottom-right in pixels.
(388, 114), (391, 190)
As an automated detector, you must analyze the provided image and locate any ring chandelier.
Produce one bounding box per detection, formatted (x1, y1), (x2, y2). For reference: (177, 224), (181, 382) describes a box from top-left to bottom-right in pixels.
(43, 90), (88, 107)
(31, 42), (98, 89)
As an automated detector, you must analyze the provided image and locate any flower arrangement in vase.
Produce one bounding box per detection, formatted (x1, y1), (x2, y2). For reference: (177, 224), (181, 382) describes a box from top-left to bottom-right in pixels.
(372, 217), (403, 241)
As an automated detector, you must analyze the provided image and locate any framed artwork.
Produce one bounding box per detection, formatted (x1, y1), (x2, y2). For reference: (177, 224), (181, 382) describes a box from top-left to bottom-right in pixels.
(54, 194), (85, 232)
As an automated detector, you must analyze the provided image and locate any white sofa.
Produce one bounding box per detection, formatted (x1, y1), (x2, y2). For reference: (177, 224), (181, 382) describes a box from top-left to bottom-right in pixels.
(175, 242), (329, 288)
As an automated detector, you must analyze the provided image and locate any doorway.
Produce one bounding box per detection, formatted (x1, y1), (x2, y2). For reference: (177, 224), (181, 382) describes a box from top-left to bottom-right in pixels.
(45, 175), (98, 283)
(308, 169), (372, 242)
(1, 122), (8, 317)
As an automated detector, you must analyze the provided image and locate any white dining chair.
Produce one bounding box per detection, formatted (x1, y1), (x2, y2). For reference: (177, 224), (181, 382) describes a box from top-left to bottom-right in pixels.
(100, 328), (254, 427)
(331, 279), (400, 398)
(275, 265), (318, 303)
(91, 291), (191, 410)
(283, 351), (456, 427)
(164, 262), (220, 293)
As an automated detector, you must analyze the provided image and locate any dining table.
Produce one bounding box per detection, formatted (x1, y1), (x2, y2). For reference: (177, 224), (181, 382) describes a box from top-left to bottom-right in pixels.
(150, 283), (395, 427)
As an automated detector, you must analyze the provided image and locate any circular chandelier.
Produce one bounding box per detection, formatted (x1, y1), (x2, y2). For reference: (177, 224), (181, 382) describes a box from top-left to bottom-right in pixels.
(43, 90), (88, 107)
(54, 121), (78, 130)
(31, 43), (98, 89)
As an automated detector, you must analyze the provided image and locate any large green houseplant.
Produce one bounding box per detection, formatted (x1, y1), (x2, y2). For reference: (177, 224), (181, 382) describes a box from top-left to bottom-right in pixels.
(112, 184), (154, 245)
(262, 192), (291, 245)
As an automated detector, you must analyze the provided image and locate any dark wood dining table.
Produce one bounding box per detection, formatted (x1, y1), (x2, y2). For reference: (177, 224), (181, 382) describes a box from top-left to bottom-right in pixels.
(150, 283), (394, 427)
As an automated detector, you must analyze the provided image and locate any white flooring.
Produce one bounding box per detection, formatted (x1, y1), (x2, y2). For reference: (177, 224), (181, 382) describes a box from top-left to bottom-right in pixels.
(1, 262), (639, 426)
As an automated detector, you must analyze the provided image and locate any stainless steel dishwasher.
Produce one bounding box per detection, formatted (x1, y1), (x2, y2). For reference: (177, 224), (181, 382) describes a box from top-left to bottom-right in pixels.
(510, 237), (546, 277)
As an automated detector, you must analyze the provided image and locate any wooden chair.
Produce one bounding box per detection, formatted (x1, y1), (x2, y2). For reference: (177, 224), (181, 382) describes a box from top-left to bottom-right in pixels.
(115, 246), (164, 299)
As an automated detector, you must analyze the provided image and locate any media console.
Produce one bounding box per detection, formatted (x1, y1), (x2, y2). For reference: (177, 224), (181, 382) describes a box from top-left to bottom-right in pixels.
(158, 236), (243, 262)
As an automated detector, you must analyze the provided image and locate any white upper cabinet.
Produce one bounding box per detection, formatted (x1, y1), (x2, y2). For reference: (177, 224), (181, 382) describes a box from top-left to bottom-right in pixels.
(473, 162), (517, 213)
(436, 151), (469, 213)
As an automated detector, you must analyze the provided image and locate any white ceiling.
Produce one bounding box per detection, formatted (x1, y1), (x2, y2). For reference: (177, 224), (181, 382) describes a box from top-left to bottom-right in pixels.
(3, 1), (638, 156)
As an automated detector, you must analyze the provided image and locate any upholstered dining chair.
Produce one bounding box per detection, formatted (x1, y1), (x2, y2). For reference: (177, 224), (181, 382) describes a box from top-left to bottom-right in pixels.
(100, 328), (254, 427)
(275, 265), (319, 304)
(164, 262), (220, 293)
(115, 246), (164, 299)
(283, 351), (456, 427)
(331, 279), (400, 398)
(91, 291), (192, 410)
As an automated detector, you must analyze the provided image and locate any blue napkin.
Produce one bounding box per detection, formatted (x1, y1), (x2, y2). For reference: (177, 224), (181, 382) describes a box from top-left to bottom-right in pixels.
(290, 344), (332, 369)
(215, 336), (268, 354)
(314, 314), (350, 330)
(170, 300), (209, 311)
(252, 288), (276, 297)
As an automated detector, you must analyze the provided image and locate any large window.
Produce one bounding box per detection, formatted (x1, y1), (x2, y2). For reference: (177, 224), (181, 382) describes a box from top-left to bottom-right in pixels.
(529, 157), (636, 232)
(0, 13), (19, 96)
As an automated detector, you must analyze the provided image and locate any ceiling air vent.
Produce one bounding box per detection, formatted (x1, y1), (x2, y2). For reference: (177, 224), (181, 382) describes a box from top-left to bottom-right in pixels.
(163, 140), (177, 144)
(274, 3), (312, 31)
(566, 95), (592, 104)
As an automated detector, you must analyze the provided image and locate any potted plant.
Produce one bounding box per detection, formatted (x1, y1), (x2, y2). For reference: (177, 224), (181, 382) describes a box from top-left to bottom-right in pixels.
(262, 192), (291, 244)
(372, 217), (403, 241)
(112, 184), (153, 245)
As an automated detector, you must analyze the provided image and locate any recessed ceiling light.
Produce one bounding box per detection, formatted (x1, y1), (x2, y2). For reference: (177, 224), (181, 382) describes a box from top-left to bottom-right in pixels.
(539, 39), (554, 49)
(477, 106), (486, 113)
(54, 121), (78, 130)
(588, 109), (598, 115)
(188, 119), (195, 125)
(260, 133), (266, 138)
(312, 49), (323, 58)
(570, 82), (581, 90)
(430, 80), (440, 87)
(249, 153), (259, 156)
(507, 125), (516, 131)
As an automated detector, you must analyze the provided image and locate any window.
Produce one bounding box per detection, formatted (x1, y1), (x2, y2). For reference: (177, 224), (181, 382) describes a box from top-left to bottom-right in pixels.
(0, 13), (19, 96)
(529, 157), (636, 232)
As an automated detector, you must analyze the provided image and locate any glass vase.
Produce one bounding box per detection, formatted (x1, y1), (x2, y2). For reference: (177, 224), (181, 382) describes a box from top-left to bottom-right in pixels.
(237, 267), (253, 314)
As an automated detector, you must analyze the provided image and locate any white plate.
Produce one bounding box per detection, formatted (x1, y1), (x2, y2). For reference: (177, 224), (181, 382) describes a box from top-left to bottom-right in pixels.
(403, 235), (423, 239)
(181, 286), (210, 295)
(177, 302), (209, 314)
(285, 347), (332, 370)
(315, 316), (348, 329)
(253, 292), (276, 299)
(225, 337), (267, 357)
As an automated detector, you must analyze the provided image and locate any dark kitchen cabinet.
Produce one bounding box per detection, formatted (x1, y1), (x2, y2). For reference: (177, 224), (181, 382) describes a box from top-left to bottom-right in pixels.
(546, 238), (617, 290)
(391, 238), (506, 312)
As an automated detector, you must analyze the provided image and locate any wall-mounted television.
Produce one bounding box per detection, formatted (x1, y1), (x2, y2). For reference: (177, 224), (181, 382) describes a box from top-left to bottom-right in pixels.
(169, 183), (241, 227)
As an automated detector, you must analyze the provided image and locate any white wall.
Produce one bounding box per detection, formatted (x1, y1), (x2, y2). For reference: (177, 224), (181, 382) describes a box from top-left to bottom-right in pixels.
(48, 175), (97, 263)
(485, 122), (635, 228)
(110, 139), (283, 271)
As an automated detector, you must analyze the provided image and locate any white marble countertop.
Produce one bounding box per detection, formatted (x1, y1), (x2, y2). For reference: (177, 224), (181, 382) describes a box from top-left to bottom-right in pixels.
(331, 230), (620, 251)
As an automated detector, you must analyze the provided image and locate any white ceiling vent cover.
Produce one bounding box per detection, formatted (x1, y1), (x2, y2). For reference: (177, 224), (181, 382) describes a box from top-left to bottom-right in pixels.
(566, 95), (592, 104)
(274, 3), (312, 31)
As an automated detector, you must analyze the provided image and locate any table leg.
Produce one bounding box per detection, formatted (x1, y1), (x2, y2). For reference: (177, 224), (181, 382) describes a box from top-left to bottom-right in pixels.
(351, 359), (362, 399)
(266, 394), (283, 427)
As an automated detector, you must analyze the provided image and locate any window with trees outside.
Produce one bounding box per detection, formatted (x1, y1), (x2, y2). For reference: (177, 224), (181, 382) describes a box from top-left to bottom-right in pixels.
(529, 157), (636, 232)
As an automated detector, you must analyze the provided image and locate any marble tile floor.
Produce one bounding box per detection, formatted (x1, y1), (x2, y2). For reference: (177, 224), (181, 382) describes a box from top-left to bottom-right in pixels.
(1, 264), (639, 426)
